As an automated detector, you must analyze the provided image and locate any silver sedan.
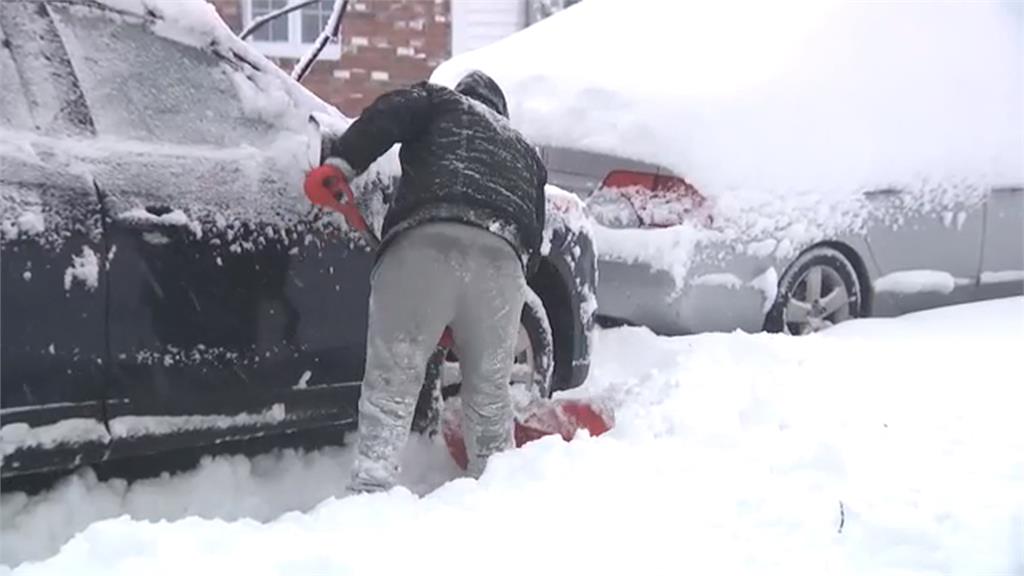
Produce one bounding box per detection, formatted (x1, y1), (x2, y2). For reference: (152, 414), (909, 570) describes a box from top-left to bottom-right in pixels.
(542, 146), (1024, 335)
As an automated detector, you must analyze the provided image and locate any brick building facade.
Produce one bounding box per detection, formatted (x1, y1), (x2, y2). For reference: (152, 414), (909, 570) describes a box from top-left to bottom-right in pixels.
(210, 0), (452, 117)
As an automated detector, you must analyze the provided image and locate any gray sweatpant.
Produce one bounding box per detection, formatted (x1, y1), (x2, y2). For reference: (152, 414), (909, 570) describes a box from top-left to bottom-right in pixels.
(348, 222), (527, 493)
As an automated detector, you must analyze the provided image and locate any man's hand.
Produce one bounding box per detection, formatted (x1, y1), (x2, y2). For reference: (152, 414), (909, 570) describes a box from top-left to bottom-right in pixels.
(304, 164), (349, 209)
(304, 163), (375, 241)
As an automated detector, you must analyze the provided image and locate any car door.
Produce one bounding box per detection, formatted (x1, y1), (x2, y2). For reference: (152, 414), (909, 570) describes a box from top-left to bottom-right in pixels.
(47, 1), (369, 454)
(0, 2), (110, 475)
(862, 188), (985, 315)
(978, 186), (1024, 299)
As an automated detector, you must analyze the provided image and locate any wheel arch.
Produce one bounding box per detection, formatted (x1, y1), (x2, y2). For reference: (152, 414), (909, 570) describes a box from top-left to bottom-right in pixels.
(815, 240), (873, 317)
(528, 256), (577, 393)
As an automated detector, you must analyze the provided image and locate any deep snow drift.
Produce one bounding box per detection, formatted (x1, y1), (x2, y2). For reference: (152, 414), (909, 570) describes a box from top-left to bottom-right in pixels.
(3, 297), (1022, 575)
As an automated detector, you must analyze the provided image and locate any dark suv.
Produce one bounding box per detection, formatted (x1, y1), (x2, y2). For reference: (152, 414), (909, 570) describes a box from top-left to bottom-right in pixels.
(0, 0), (596, 478)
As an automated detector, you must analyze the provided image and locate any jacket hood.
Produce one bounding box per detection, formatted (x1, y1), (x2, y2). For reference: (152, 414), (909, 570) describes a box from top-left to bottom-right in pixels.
(454, 71), (509, 118)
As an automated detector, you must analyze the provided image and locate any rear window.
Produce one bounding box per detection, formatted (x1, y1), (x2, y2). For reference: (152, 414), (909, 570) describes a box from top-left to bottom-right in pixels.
(49, 4), (272, 147)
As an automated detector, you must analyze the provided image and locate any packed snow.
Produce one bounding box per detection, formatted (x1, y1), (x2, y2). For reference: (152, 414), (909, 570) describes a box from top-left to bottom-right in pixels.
(691, 273), (744, 290)
(0, 406), (291, 462)
(0, 420), (109, 458)
(0, 436), (459, 569)
(981, 270), (1024, 285)
(61, 246), (100, 292)
(873, 270), (970, 295)
(3, 297), (1022, 575)
(750, 267), (780, 313)
(13, 212), (44, 236)
(108, 404), (287, 439)
(0, 211), (45, 243)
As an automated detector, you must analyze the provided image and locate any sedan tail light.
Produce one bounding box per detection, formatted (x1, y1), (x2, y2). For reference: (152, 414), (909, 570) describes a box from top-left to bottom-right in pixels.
(594, 170), (711, 228)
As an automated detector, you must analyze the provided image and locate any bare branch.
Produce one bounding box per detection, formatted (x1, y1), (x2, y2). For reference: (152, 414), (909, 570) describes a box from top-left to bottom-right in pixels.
(240, 0), (320, 41)
(291, 0), (348, 83)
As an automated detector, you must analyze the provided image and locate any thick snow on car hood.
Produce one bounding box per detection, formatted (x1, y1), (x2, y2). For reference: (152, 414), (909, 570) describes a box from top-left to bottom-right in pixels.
(434, 0), (1022, 285)
(434, 0), (1023, 199)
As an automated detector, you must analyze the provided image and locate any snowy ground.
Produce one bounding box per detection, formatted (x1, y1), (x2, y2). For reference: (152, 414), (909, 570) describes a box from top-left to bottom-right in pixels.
(2, 297), (1023, 575)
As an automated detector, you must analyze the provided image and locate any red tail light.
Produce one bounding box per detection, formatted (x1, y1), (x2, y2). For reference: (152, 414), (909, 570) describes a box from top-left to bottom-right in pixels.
(601, 170), (658, 191)
(598, 170), (711, 227)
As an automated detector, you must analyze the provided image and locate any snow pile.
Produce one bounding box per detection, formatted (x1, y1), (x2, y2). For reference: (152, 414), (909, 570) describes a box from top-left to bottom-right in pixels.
(0, 420), (109, 458)
(1, 210), (45, 242)
(434, 0), (1022, 198)
(3, 297), (1022, 575)
(0, 435), (459, 568)
(62, 246), (100, 292)
(97, 0), (230, 48)
(14, 212), (45, 236)
(434, 0), (1023, 282)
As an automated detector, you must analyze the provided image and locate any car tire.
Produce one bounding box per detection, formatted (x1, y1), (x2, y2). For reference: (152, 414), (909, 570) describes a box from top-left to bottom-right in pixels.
(764, 246), (863, 335)
(518, 287), (555, 399)
(411, 288), (554, 435)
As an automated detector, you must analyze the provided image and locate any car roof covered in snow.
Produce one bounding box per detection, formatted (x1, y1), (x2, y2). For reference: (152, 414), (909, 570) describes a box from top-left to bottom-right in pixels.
(433, 0), (1024, 200)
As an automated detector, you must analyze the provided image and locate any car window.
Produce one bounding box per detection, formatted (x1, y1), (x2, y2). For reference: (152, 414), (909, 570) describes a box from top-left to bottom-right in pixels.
(48, 4), (274, 147)
(0, 25), (34, 131)
(0, 1), (93, 136)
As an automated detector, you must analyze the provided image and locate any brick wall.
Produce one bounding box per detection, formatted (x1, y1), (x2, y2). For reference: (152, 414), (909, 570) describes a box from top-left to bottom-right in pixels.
(210, 0), (451, 117)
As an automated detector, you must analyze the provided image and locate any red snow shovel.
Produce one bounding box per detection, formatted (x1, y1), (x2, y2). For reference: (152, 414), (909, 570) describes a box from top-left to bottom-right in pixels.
(441, 395), (614, 471)
(304, 164), (615, 469)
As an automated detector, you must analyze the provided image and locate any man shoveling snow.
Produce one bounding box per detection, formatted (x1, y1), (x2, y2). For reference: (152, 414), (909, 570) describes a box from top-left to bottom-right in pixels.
(307, 71), (553, 492)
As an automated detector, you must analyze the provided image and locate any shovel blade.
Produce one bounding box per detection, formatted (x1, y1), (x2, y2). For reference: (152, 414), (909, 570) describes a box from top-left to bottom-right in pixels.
(441, 397), (614, 471)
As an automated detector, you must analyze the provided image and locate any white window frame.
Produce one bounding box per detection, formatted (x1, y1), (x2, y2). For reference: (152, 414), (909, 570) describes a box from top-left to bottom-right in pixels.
(241, 0), (341, 61)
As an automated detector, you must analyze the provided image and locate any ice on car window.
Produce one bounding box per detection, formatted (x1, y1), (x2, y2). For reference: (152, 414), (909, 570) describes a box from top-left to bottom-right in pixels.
(49, 4), (274, 147)
(0, 27), (33, 131)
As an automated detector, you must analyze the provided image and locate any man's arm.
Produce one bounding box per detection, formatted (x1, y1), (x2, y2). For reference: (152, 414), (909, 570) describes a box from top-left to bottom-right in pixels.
(323, 82), (433, 179)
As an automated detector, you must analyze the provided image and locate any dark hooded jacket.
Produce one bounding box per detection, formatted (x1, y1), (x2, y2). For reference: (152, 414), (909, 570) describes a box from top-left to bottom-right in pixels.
(324, 71), (547, 274)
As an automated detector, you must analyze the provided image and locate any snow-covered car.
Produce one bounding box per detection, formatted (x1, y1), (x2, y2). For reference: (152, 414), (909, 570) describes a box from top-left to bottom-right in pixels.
(0, 0), (596, 478)
(433, 0), (1023, 335)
